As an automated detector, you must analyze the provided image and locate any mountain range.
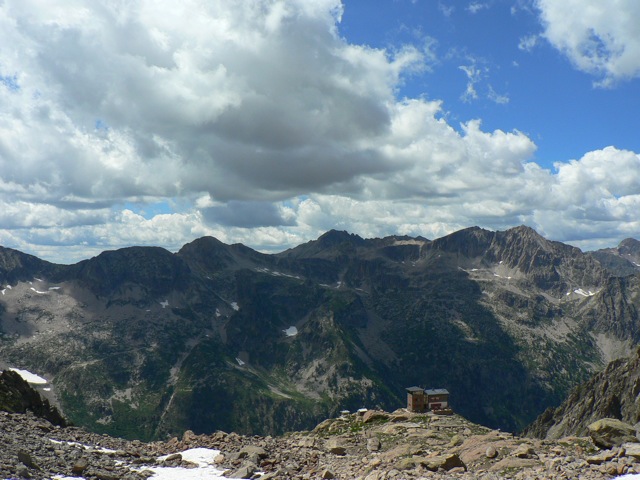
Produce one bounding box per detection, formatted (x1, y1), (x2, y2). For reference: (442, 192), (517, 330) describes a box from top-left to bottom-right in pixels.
(1, 225), (639, 441)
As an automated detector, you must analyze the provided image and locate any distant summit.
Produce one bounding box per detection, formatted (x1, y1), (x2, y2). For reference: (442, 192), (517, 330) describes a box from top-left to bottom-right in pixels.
(588, 237), (640, 277)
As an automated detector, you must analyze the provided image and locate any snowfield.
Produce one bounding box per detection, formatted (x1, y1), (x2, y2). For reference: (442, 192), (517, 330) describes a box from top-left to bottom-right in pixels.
(146, 448), (227, 479)
(51, 448), (228, 480)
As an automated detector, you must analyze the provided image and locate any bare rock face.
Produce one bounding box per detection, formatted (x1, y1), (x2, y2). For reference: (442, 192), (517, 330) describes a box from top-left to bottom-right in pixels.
(0, 370), (66, 426)
(588, 418), (639, 449)
(525, 348), (640, 440)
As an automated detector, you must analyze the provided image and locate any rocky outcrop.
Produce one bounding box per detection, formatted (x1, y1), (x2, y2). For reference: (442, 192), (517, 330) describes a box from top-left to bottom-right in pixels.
(525, 348), (640, 440)
(0, 370), (66, 426)
(588, 418), (639, 449)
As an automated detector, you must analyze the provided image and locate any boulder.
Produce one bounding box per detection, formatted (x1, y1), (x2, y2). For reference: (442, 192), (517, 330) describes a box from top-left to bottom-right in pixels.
(623, 443), (640, 460)
(394, 456), (421, 471)
(295, 436), (316, 448)
(423, 453), (465, 472)
(238, 445), (267, 464)
(239, 445), (267, 459)
(485, 445), (498, 459)
(489, 457), (539, 472)
(512, 444), (536, 458)
(71, 457), (89, 475)
(227, 463), (257, 479)
(389, 413), (410, 422)
(587, 418), (638, 449)
(313, 419), (335, 433)
(362, 410), (389, 424)
(586, 449), (618, 465)
(325, 438), (347, 455)
(366, 437), (381, 452)
(395, 454), (465, 472)
(17, 450), (40, 470)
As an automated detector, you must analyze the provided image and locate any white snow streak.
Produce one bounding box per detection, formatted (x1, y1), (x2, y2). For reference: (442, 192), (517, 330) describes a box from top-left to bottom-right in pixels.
(49, 439), (117, 454)
(10, 368), (48, 384)
(574, 288), (596, 297)
(255, 267), (302, 280)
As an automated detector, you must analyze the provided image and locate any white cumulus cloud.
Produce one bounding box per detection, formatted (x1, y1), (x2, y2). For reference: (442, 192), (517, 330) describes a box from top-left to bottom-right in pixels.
(536, 0), (640, 86)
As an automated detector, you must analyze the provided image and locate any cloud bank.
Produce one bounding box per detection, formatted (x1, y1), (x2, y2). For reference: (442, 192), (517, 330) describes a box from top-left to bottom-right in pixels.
(0, 0), (639, 262)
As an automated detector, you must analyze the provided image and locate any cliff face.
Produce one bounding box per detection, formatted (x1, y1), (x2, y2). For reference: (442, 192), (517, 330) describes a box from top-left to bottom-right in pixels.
(0, 226), (638, 440)
(525, 347), (640, 439)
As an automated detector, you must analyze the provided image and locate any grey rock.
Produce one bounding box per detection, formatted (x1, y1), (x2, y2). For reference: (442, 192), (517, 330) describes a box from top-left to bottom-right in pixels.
(588, 418), (638, 449)
(17, 450), (39, 470)
(325, 438), (347, 455)
(72, 456), (89, 474)
(623, 442), (640, 459)
(366, 437), (381, 452)
(227, 463), (256, 479)
(15, 464), (30, 478)
(486, 445), (498, 458)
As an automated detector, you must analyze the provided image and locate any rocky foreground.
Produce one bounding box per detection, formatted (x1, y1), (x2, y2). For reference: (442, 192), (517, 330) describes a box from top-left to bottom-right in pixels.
(2, 408), (640, 480)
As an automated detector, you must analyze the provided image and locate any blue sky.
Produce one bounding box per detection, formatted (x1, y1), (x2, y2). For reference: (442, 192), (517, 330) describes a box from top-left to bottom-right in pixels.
(0, 0), (640, 263)
(341, 0), (640, 165)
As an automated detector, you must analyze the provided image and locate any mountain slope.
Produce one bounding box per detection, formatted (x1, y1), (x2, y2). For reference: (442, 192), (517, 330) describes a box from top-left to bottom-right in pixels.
(0, 226), (639, 440)
(0, 370), (66, 426)
(525, 347), (640, 439)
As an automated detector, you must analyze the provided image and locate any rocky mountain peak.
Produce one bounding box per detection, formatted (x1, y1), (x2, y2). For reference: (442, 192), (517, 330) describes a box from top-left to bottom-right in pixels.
(279, 229), (366, 260)
(0, 247), (58, 285)
(588, 237), (640, 277)
(177, 236), (238, 274)
(315, 229), (366, 249)
(619, 238), (640, 255)
(69, 246), (191, 297)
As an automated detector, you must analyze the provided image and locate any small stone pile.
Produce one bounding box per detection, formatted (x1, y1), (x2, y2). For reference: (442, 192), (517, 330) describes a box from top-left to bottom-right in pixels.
(2, 408), (640, 479)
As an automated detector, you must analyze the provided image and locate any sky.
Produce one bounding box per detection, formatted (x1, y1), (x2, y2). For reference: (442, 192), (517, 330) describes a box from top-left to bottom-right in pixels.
(1, 0), (640, 264)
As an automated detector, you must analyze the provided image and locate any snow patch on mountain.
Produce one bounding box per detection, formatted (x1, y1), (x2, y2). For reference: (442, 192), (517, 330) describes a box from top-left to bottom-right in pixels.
(10, 368), (48, 384)
(573, 288), (597, 297)
(283, 326), (298, 337)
